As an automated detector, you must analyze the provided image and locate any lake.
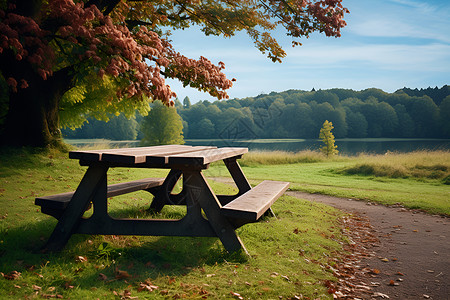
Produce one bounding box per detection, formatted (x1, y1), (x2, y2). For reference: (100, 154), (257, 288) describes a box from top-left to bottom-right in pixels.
(185, 138), (450, 155)
(66, 138), (450, 155)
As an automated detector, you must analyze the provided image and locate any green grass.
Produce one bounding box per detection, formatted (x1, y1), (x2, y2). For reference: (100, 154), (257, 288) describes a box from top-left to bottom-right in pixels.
(0, 148), (346, 299)
(1, 147), (448, 299)
(205, 150), (449, 216)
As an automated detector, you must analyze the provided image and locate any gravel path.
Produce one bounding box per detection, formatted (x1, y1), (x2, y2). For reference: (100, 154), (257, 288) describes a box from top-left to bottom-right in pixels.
(286, 191), (449, 300)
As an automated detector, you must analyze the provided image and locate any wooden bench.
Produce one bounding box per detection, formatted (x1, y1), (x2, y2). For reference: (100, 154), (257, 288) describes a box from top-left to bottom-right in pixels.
(35, 178), (164, 219)
(221, 180), (289, 223)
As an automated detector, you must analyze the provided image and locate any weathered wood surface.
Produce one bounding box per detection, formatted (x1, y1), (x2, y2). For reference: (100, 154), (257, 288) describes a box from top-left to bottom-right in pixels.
(168, 147), (248, 165)
(221, 180), (290, 221)
(69, 146), (247, 167)
(69, 145), (217, 164)
(35, 177), (164, 211)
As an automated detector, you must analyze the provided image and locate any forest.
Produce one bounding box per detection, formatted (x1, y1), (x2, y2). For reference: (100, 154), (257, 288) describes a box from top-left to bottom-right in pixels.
(63, 85), (450, 141)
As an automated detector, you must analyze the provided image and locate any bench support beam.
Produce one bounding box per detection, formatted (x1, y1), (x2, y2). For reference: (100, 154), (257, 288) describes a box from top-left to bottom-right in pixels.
(44, 165), (108, 251)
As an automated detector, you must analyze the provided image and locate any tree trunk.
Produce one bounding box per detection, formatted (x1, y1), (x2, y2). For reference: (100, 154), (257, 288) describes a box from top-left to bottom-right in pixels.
(0, 56), (72, 147)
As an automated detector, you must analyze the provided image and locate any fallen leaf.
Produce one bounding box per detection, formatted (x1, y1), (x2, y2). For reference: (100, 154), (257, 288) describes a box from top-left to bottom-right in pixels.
(371, 268), (381, 274)
(281, 275), (290, 281)
(167, 277), (176, 285)
(75, 256), (87, 263)
(98, 273), (107, 281)
(64, 282), (74, 289)
(380, 258), (389, 262)
(115, 269), (131, 280)
(230, 291), (243, 299)
(396, 272), (405, 276)
(32, 284), (42, 291)
(373, 292), (390, 298)
(137, 280), (158, 292)
(2, 271), (21, 280)
(47, 287), (56, 292)
(388, 280), (399, 286)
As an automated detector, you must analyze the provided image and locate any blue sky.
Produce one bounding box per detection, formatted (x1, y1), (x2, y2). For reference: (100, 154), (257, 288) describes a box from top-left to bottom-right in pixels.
(165, 0), (450, 103)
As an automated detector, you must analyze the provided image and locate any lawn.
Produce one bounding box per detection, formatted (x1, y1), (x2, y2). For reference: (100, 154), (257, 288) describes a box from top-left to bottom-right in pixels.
(0, 148), (346, 299)
(207, 150), (449, 216)
(0, 147), (448, 299)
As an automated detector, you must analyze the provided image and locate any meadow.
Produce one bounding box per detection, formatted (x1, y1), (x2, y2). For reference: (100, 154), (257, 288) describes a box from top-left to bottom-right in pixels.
(0, 147), (448, 299)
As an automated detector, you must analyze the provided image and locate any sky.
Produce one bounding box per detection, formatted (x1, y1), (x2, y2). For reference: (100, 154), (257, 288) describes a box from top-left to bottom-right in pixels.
(165, 0), (450, 103)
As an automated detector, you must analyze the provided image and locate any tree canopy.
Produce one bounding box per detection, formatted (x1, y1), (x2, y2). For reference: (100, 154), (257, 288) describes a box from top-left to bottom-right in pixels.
(0, 0), (348, 147)
(65, 86), (450, 141)
(140, 101), (184, 146)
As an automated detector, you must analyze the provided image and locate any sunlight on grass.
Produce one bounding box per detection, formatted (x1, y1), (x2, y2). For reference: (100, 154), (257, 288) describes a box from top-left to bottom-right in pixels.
(1, 147), (449, 299)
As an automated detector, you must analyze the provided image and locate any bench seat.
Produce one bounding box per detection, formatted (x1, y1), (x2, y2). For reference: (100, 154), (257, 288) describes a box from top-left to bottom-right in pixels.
(221, 180), (289, 222)
(35, 178), (164, 219)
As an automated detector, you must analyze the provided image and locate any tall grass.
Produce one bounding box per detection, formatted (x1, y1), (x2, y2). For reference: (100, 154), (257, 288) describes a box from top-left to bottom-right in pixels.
(239, 150), (347, 166)
(238, 149), (450, 183)
(339, 150), (450, 182)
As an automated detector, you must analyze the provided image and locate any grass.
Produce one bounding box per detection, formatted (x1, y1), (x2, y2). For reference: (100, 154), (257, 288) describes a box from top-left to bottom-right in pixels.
(1, 146), (448, 299)
(208, 150), (449, 216)
(0, 147), (347, 299)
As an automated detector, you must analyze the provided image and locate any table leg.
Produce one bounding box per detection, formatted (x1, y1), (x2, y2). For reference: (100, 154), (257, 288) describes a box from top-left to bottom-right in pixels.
(149, 169), (183, 212)
(224, 158), (251, 194)
(224, 158), (275, 217)
(43, 165), (108, 251)
(183, 170), (248, 255)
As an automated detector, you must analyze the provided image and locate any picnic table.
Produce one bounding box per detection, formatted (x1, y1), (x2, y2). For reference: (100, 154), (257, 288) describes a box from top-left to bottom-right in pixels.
(36, 145), (289, 254)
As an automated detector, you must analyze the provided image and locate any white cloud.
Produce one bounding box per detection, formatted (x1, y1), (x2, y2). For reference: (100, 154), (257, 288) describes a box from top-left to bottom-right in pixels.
(345, 0), (450, 43)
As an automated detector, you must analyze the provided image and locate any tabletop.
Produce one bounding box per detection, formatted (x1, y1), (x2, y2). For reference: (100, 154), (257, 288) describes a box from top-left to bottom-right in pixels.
(69, 145), (248, 167)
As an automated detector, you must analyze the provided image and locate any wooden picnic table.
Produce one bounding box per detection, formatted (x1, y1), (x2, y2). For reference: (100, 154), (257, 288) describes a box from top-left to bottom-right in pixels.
(36, 145), (289, 254)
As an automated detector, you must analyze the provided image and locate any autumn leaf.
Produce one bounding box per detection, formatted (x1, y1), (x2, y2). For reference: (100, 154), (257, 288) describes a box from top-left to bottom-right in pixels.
(64, 282), (74, 289)
(75, 255), (87, 263)
(372, 292), (390, 298)
(32, 284), (42, 291)
(2, 271), (21, 280)
(115, 268), (131, 280)
(388, 280), (399, 286)
(98, 273), (108, 281)
(137, 280), (158, 292)
(230, 291), (244, 299)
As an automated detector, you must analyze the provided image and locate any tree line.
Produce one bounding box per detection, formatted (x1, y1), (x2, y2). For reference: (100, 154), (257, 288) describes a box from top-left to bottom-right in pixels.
(63, 86), (450, 141)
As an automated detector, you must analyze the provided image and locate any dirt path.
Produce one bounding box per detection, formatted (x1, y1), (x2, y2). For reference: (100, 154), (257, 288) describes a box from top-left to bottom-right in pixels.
(286, 191), (450, 300)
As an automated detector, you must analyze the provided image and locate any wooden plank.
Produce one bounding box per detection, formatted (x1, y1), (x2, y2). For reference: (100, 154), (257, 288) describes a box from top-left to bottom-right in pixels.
(168, 147), (248, 166)
(100, 145), (195, 164)
(35, 178), (165, 210)
(221, 180), (289, 221)
(144, 146), (218, 164)
(69, 145), (187, 163)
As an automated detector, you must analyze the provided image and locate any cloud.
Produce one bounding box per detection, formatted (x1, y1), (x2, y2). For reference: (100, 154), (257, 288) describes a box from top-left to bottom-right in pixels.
(345, 0), (450, 43)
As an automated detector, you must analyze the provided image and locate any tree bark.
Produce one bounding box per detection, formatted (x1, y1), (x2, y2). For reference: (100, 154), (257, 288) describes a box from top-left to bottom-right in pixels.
(0, 51), (72, 147)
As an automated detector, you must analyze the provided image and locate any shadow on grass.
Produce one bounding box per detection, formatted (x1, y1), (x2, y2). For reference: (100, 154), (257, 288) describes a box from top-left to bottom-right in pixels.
(0, 210), (248, 292)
